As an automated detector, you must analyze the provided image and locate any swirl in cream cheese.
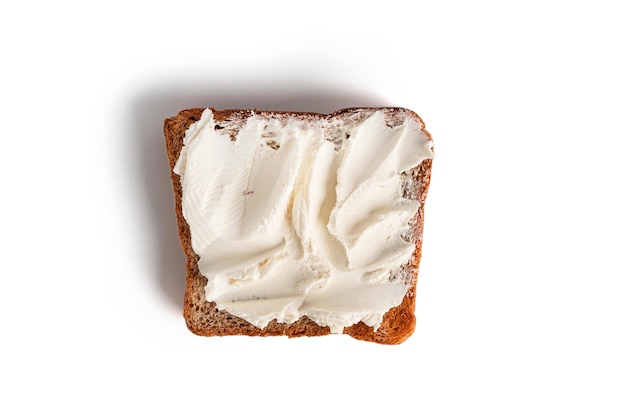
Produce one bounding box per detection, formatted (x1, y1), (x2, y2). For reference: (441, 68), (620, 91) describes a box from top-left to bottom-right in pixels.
(174, 109), (433, 333)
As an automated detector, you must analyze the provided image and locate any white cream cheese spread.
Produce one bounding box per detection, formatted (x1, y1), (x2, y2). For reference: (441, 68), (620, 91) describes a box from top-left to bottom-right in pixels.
(174, 108), (434, 333)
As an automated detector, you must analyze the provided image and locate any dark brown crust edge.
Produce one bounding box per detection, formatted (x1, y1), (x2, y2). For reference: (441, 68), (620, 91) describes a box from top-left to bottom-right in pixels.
(164, 107), (433, 344)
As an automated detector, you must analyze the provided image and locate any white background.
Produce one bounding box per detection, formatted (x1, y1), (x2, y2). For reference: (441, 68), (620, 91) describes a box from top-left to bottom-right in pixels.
(1, 0), (624, 416)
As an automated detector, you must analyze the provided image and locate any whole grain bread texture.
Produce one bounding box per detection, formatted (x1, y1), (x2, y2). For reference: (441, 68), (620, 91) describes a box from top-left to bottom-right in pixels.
(164, 107), (433, 344)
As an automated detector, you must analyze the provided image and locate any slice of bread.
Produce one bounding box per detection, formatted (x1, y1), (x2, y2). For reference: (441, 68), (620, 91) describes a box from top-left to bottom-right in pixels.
(164, 107), (433, 344)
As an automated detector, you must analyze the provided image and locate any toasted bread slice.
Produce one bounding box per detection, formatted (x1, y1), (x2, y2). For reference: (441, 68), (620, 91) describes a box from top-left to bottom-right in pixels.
(164, 107), (433, 344)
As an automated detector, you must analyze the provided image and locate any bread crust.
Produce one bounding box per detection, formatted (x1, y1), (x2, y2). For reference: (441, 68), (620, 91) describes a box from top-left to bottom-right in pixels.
(164, 107), (432, 344)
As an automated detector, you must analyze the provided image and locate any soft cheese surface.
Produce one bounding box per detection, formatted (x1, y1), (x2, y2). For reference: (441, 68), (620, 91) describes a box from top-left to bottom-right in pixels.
(174, 109), (434, 333)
